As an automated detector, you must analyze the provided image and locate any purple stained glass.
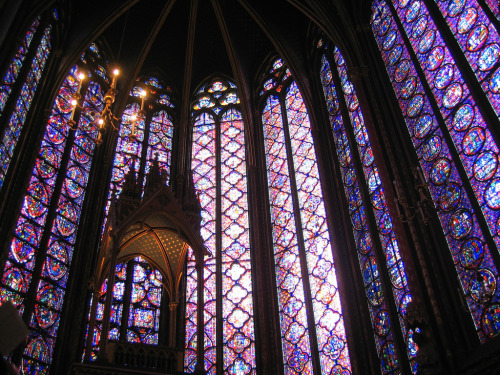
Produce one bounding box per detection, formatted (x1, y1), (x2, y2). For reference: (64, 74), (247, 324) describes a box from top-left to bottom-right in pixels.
(0, 18), (39, 113)
(434, 0), (500, 117)
(371, 0), (500, 342)
(332, 46), (416, 370)
(320, 53), (400, 374)
(390, 0), (500, 251)
(0, 55), (106, 372)
(0, 26), (51, 189)
(221, 108), (256, 374)
(187, 81), (256, 374)
(127, 259), (162, 344)
(262, 59), (352, 374)
(189, 112), (217, 374)
(484, 0), (500, 21)
(285, 81), (351, 374)
(263, 94), (314, 375)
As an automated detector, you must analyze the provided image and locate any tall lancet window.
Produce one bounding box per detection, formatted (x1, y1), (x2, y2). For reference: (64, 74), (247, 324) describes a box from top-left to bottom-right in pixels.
(86, 76), (175, 357)
(0, 12), (54, 189)
(259, 58), (352, 375)
(318, 44), (416, 373)
(105, 77), (175, 222)
(0, 44), (108, 374)
(185, 79), (256, 374)
(371, 0), (500, 342)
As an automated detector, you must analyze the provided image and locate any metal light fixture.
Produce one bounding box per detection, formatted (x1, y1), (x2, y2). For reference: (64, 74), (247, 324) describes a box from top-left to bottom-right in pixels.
(69, 68), (121, 145)
(128, 89), (146, 141)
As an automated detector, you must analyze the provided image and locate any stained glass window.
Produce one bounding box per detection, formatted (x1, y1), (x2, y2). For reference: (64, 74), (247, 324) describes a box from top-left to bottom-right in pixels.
(371, 0), (500, 342)
(88, 257), (163, 356)
(319, 44), (418, 372)
(484, 0), (500, 20)
(0, 41), (108, 373)
(186, 79), (256, 374)
(104, 78), (175, 224)
(86, 76), (175, 357)
(260, 59), (352, 374)
(0, 21), (52, 189)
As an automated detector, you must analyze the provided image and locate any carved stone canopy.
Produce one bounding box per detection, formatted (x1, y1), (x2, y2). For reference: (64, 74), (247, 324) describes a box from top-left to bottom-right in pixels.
(93, 183), (208, 301)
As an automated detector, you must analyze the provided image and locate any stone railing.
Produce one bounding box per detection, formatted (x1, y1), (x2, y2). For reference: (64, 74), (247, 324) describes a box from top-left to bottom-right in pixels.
(71, 341), (184, 375)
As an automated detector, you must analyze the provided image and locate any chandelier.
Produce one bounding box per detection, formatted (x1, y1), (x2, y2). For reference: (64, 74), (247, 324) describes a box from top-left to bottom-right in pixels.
(68, 68), (146, 145)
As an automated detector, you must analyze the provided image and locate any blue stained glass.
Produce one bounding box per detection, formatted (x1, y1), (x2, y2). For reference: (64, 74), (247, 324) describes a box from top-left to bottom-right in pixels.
(0, 26), (52, 189)
(371, 0), (500, 342)
(434, 0), (500, 117)
(187, 79), (255, 374)
(0, 18), (39, 113)
(262, 58), (352, 375)
(390, 0), (500, 252)
(323, 46), (416, 370)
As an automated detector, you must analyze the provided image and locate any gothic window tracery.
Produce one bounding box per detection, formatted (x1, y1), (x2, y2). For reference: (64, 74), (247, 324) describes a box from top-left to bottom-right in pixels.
(318, 42), (418, 373)
(185, 78), (256, 374)
(260, 58), (352, 375)
(0, 14), (54, 189)
(371, 0), (500, 342)
(0, 44), (108, 374)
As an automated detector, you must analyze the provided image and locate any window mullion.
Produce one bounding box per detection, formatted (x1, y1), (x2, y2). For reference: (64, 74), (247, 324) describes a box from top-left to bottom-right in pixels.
(278, 93), (322, 375)
(385, 0), (500, 270)
(327, 49), (413, 374)
(119, 259), (135, 341)
(0, 19), (45, 136)
(215, 115), (224, 375)
(422, 0), (500, 145)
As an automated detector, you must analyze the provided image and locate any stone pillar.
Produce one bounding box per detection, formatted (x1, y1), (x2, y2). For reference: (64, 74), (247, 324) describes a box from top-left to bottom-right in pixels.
(84, 288), (101, 361)
(168, 302), (178, 347)
(194, 260), (206, 374)
(97, 238), (119, 362)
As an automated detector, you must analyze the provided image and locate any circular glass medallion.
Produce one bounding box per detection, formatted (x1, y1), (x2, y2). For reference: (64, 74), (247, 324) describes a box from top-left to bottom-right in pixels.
(421, 135), (441, 161)
(405, 1), (420, 23)
(439, 183), (461, 211)
(407, 95), (423, 117)
(383, 31), (397, 51)
(427, 47), (445, 70)
(462, 127), (485, 155)
(431, 158), (451, 185)
(388, 45), (403, 66)
(452, 104), (474, 131)
(474, 151), (497, 181)
(419, 30), (436, 54)
(394, 60), (410, 82)
(467, 25), (489, 52)
(414, 114), (433, 138)
(458, 7), (477, 34)
(459, 238), (484, 269)
(449, 209), (473, 239)
(478, 44), (500, 72)
(448, 0), (466, 16)
(378, 17), (391, 36)
(435, 64), (454, 90)
(469, 268), (496, 303)
(401, 76), (417, 99)
(485, 179), (500, 209)
(412, 15), (428, 38)
(443, 83), (463, 109)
